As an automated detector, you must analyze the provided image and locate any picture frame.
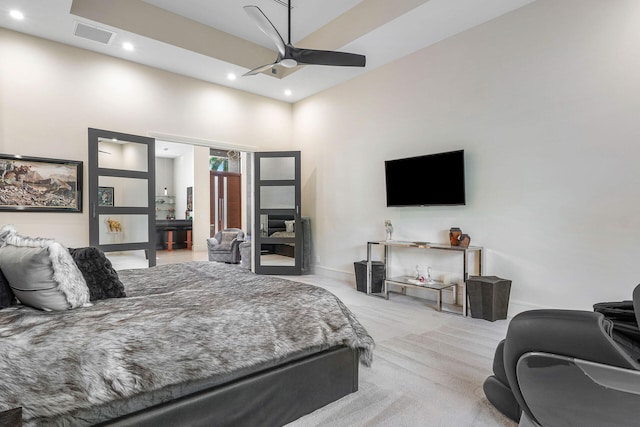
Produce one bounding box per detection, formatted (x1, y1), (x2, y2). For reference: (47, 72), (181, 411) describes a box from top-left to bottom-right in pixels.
(98, 186), (114, 207)
(187, 186), (193, 211)
(0, 154), (83, 212)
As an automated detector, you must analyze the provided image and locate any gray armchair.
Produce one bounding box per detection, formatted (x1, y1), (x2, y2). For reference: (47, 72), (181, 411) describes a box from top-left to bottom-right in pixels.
(207, 228), (244, 263)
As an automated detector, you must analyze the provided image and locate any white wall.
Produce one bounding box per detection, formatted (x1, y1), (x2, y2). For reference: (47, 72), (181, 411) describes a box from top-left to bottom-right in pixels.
(293, 0), (640, 313)
(155, 157), (174, 198)
(192, 146), (211, 251)
(2, 1), (639, 314)
(173, 147), (195, 220)
(0, 28), (292, 248)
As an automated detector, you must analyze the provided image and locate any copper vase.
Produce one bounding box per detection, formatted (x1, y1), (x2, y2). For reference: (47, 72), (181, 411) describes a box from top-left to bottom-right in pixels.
(449, 227), (462, 246)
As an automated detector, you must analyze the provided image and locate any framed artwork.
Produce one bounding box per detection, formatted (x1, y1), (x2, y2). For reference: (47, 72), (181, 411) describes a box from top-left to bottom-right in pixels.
(187, 186), (193, 211)
(0, 154), (83, 212)
(98, 186), (114, 207)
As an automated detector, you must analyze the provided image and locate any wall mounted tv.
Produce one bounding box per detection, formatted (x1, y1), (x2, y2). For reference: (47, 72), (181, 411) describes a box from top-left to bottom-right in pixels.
(385, 150), (465, 207)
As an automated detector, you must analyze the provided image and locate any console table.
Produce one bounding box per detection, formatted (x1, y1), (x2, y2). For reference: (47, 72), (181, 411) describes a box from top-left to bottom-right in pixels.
(366, 240), (483, 316)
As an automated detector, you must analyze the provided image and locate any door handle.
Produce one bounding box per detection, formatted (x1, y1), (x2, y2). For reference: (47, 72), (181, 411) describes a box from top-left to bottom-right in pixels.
(219, 199), (223, 230)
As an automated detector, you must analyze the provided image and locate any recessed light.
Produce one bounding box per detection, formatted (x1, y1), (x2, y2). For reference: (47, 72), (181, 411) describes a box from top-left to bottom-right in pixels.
(284, 89), (292, 96)
(10, 10), (24, 20)
(122, 42), (134, 51)
(227, 73), (237, 81)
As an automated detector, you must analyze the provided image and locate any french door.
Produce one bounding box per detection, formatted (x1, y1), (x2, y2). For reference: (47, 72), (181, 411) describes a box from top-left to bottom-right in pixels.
(210, 171), (242, 235)
(88, 128), (156, 266)
(254, 151), (301, 275)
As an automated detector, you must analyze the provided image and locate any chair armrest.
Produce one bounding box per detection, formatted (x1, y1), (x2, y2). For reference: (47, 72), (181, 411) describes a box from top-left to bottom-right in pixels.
(206, 238), (220, 249)
(504, 310), (639, 375)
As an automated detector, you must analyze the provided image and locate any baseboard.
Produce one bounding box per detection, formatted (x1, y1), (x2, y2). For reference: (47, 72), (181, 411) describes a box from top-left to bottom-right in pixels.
(507, 299), (552, 317)
(314, 265), (356, 287)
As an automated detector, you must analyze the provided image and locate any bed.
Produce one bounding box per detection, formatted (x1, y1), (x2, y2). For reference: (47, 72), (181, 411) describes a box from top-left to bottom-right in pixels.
(0, 241), (373, 426)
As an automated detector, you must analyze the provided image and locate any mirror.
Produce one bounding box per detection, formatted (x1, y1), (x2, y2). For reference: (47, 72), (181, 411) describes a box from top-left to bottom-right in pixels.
(258, 214), (296, 267)
(259, 214), (295, 238)
(260, 243), (296, 267)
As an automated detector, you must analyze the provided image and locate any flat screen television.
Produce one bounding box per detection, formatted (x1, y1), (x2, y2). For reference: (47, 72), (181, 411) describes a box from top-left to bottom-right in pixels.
(385, 150), (465, 207)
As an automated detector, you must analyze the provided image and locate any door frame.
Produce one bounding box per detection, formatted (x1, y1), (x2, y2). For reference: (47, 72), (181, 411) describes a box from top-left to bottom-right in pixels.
(253, 151), (301, 275)
(88, 128), (156, 266)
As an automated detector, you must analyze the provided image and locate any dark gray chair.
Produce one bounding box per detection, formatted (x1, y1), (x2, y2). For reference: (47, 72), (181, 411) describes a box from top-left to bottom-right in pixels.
(484, 284), (640, 427)
(239, 240), (251, 269)
(206, 228), (244, 263)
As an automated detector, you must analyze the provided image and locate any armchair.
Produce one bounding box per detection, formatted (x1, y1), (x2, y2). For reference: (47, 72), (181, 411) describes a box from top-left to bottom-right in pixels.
(484, 285), (640, 427)
(207, 228), (244, 263)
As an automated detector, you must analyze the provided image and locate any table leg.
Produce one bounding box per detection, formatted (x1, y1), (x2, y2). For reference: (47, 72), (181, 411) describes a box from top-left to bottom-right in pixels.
(463, 283), (468, 317)
(463, 251), (468, 317)
(166, 230), (174, 251)
(366, 243), (372, 295)
(452, 284), (457, 305)
(437, 289), (442, 311)
(186, 230), (192, 250)
(384, 245), (390, 300)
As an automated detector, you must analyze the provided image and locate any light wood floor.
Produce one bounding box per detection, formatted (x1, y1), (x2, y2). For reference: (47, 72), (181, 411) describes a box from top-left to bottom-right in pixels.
(108, 250), (517, 427)
(107, 249), (208, 270)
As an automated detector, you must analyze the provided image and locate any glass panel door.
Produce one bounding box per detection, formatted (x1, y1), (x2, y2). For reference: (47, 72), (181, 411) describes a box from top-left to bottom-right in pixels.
(88, 129), (156, 267)
(254, 151), (301, 275)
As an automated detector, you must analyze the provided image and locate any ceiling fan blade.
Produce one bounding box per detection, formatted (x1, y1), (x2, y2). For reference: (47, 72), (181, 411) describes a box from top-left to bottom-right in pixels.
(289, 46), (366, 67)
(243, 6), (286, 57)
(243, 62), (279, 76)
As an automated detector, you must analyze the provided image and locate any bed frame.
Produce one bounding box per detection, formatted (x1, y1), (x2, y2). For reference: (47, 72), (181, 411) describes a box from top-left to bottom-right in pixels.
(100, 346), (359, 427)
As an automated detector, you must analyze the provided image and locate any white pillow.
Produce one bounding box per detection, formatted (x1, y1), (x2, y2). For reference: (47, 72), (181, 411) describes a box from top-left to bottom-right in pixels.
(0, 225), (91, 311)
(285, 220), (295, 233)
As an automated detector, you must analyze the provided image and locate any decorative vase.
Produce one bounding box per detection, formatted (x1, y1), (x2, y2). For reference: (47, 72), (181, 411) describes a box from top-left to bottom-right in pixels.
(384, 220), (393, 241)
(449, 227), (462, 246)
(458, 234), (471, 248)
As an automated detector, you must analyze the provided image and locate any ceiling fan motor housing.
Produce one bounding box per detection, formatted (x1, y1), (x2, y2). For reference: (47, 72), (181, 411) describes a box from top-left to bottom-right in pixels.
(242, 4), (366, 76)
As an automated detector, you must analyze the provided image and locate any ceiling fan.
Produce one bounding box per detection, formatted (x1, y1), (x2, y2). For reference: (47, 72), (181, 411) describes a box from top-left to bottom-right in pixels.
(242, 1), (366, 76)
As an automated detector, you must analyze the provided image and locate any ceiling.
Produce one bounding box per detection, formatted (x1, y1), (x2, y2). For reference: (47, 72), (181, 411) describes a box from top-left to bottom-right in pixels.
(0, 0), (535, 104)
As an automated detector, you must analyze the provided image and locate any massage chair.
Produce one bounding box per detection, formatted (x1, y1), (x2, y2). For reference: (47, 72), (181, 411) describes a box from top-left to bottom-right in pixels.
(484, 284), (640, 427)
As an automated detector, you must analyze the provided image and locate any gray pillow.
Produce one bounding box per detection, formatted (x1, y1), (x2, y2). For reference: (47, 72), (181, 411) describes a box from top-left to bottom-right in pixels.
(217, 231), (238, 250)
(0, 229), (90, 311)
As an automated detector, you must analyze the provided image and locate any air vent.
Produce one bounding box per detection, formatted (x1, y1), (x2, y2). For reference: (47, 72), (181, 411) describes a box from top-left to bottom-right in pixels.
(73, 22), (115, 45)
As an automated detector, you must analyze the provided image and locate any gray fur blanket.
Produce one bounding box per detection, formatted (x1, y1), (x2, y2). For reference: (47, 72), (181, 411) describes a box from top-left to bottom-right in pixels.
(0, 261), (374, 426)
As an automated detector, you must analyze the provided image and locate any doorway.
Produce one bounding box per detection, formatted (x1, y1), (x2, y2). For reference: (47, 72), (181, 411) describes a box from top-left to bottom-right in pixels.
(210, 171), (242, 233)
(209, 149), (243, 236)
